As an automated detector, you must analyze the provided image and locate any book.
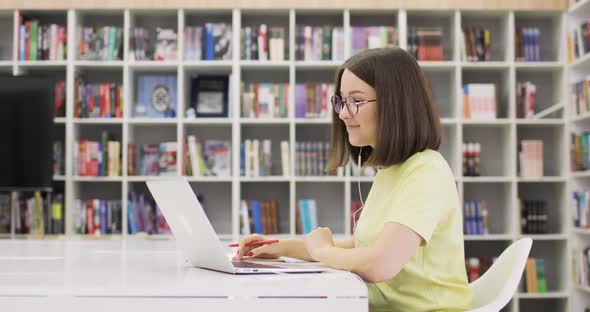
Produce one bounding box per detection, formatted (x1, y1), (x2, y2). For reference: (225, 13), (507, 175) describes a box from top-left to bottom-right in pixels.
(189, 75), (229, 118)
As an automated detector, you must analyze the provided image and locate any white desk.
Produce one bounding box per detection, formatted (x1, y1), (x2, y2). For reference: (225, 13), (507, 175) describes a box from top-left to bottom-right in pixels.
(0, 240), (368, 312)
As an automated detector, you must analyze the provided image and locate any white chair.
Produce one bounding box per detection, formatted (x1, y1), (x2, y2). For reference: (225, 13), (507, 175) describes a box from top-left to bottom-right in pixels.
(467, 238), (533, 312)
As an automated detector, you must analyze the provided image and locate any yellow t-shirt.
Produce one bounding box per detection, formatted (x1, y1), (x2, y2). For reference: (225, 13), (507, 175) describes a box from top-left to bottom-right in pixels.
(354, 149), (473, 312)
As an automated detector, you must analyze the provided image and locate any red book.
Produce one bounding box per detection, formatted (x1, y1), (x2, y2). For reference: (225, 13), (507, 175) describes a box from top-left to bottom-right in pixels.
(115, 85), (122, 118)
(25, 21), (30, 60)
(86, 200), (94, 234)
(99, 84), (106, 118)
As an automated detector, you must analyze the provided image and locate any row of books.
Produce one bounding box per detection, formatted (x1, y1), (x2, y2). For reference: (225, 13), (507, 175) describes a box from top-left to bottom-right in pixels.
(1, 192), (64, 235)
(131, 142), (177, 176)
(74, 80), (123, 118)
(296, 199), (318, 234)
(407, 27), (443, 61)
(463, 200), (489, 235)
(516, 81), (537, 119)
(240, 199), (280, 235)
(185, 24), (232, 61)
(241, 82), (289, 118)
(128, 192), (171, 235)
(295, 141), (333, 177)
(520, 199), (548, 234)
(182, 136), (231, 177)
(240, 139), (289, 177)
(295, 82), (334, 119)
(515, 27), (541, 62)
(74, 132), (121, 177)
(296, 25), (344, 61)
(351, 26), (397, 57)
(74, 199), (122, 235)
(567, 20), (590, 62)
(571, 77), (590, 116)
(572, 133), (590, 171)
(461, 26), (491, 62)
(130, 27), (177, 61)
(462, 142), (482, 177)
(573, 191), (590, 229)
(523, 258), (547, 293)
(465, 257), (494, 283)
(54, 80), (66, 117)
(519, 140), (544, 178)
(463, 83), (497, 120)
(77, 26), (123, 61)
(18, 16), (67, 61)
(242, 25), (287, 61)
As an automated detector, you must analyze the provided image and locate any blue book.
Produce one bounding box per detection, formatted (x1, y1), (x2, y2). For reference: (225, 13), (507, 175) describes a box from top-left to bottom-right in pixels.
(101, 200), (108, 234)
(205, 23), (214, 60)
(250, 201), (263, 234)
(127, 201), (137, 235)
(19, 25), (25, 60)
(240, 142), (245, 176)
(295, 84), (306, 118)
(475, 201), (483, 235)
(136, 75), (177, 118)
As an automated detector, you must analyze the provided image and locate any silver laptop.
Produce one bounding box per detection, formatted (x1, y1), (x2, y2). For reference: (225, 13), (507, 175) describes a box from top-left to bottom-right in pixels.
(146, 177), (328, 274)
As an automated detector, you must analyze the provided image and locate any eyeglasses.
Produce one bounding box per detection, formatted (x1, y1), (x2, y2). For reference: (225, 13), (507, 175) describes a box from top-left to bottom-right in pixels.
(331, 95), (376, 116)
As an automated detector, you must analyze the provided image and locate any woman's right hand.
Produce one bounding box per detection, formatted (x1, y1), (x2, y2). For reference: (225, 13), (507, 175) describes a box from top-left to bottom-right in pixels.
(232, 234), (286, 261)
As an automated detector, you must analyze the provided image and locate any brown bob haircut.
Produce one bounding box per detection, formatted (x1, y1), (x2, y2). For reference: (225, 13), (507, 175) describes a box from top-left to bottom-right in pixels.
(327, 47), (442, 170)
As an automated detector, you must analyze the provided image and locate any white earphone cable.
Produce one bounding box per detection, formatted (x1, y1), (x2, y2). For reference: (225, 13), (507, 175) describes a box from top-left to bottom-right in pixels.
(352, 147), (364, 233)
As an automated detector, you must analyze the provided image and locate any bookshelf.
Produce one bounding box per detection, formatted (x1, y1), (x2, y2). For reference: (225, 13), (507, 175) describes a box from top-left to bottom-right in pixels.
(568, 1), (590, 312)
(0, 7), (569, 312)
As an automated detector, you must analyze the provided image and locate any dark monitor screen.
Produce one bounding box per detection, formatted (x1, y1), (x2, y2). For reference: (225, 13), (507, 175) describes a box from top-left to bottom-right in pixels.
(0, 77), (54, 188)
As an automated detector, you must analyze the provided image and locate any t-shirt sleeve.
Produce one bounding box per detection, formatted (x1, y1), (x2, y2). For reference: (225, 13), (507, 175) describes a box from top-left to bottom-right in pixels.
(384, 161), (450, 246)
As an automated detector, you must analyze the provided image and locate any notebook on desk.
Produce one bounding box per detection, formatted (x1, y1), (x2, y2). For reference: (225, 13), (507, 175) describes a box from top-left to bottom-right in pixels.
(146, 177), (328, 274)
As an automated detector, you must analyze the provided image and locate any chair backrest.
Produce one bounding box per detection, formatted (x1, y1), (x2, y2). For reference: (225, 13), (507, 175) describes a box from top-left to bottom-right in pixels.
(467, 238), (533, 312)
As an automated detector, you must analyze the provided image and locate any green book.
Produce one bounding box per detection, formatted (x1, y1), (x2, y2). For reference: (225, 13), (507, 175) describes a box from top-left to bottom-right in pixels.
(536, 259), (547, 293)
(30, 20), (38, 60)
(109, 27), (116, 61)
(322, 25), (332, 60)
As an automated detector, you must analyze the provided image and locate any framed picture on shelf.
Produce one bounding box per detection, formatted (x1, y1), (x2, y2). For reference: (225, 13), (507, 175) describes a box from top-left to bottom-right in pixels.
(190, 75), (229, 118)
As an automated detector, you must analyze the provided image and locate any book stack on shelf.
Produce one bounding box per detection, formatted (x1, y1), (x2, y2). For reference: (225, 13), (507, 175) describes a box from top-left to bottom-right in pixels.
(241, 82), (289, 118)
(461, 26), (491, 62)
(17, 14), (67, 61)
(240, 199), (280, 235)
(295, 25), (343, 61)
(241, 139), (290, 177)
(10, 192), (64, 235)
(295, 199), (318, 235)
(407, 27), (443, 61)
(571, 77), (590, 116)
(185, 23), (232, 61)
(77, 26), (123, 61)
(242, 24), (286, 61)
(514, 27), (541, 62)
(523, 258), (548, 294)
(573, 191), (590, 229)
(74, 131), (121, 177)
(466, 257), (494, 283)
(567, 18), (590, 63)
(295, 82), (334, 119)
(182, 136), (231, 177)
(130, 142), (177, 177)
(463, 200), (489, 235)
(462, 142), (481, 177)
(74, 79), (123, 118)
(74, 198), (122, 235)
(519, 140), (543, 178)
(130, 27), (177, 61)
(351, 26), (397, 56)
(295, 141), (332, 176)
(574, 247), (590, 290)
(462, 84), (497, 120)
(127, 192), (170, 235)
(519, 199), (548, 234)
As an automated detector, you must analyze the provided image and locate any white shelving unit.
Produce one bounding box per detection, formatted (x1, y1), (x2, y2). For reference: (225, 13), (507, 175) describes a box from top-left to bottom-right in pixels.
(568, 1), (590, 312)
(0, 7), (569, 312)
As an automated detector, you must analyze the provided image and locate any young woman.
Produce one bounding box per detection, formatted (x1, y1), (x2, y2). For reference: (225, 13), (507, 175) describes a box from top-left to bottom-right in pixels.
(234, 47), (473, 311)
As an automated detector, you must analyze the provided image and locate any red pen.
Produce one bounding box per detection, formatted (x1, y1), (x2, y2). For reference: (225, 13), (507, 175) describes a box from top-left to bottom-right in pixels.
(227, 239), (279, 248)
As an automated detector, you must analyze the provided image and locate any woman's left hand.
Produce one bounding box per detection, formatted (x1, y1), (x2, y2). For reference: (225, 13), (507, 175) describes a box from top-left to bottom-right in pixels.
(303, 227), (335, 261)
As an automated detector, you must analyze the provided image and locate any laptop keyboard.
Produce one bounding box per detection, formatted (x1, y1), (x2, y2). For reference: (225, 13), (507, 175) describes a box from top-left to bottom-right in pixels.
(232, 261), (282, 269)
